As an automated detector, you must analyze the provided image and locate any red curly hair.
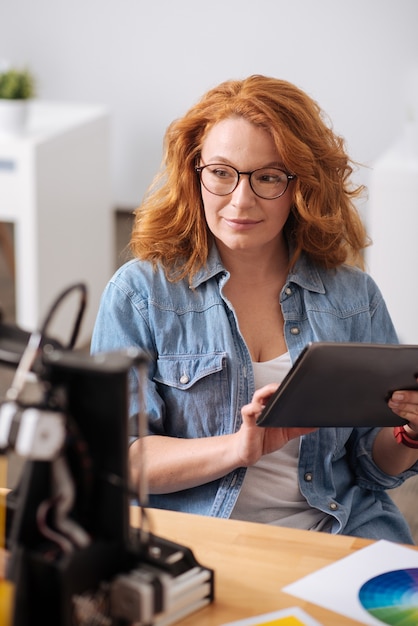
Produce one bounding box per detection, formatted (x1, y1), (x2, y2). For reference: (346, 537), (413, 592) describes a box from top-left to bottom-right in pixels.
(130, 75), (369, 281)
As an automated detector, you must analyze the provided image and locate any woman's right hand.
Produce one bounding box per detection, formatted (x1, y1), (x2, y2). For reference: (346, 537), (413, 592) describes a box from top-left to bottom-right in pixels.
(235, 383), (317, 466)
(131, 384), (316, 495)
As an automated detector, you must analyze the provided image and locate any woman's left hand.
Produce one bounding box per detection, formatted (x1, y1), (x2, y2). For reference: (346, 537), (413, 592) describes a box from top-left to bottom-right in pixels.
(373, 381), (418, 476)
(388, 381), (418, 434)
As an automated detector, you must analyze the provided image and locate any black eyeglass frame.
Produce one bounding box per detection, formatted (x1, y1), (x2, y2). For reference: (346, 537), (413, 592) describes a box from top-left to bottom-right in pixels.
(195, 163), (297, 200)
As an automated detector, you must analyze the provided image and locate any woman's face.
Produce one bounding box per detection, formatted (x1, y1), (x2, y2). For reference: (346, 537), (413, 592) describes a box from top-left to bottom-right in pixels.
(199, 116), (294, 256)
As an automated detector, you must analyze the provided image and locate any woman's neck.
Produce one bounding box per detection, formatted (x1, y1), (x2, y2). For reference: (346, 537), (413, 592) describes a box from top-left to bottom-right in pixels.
(217, 238), (289, 284)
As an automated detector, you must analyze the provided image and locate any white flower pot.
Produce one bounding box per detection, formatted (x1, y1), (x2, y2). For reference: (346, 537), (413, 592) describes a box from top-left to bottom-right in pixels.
(0, 99), (29, 137)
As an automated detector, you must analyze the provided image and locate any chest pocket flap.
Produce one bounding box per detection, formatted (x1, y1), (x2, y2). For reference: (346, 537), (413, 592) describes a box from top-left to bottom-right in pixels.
(154, 352), (227, 390)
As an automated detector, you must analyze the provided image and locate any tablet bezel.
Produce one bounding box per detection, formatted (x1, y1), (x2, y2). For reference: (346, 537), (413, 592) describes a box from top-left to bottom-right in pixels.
(256, 342), (418, 428)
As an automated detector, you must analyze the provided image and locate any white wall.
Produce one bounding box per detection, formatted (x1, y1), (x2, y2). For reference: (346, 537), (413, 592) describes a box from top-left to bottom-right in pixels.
(3, 0), (418, 341)
(2, 0), (418, 208)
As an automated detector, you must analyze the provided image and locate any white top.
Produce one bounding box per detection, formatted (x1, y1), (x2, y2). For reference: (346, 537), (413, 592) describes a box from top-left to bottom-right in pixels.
(230, 353), (331, 531)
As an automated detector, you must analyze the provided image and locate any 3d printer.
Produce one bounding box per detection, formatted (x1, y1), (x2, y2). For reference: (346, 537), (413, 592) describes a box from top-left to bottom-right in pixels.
(0, 284), (214, 625)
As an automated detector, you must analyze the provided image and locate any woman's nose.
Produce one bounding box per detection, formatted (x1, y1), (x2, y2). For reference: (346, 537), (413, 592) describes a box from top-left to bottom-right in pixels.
(231, 174), (256, 204)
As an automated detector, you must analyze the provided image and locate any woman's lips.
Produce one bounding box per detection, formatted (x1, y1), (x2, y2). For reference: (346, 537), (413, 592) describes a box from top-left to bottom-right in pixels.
(223, 217), (262, 230)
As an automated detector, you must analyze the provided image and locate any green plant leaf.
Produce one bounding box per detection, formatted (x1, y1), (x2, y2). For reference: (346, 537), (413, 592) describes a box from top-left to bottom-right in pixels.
(0, 68), (35, 100)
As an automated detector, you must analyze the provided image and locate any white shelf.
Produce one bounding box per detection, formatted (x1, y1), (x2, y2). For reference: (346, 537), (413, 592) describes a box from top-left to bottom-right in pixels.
(0, 101), (113, 346)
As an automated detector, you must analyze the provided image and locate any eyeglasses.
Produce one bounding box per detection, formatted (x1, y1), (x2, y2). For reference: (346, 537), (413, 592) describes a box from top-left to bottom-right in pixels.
(195, 163), (296, 200)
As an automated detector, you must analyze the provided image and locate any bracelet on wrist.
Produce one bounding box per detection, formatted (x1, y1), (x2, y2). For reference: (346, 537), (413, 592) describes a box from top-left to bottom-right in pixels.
(393, 425), (418, 449)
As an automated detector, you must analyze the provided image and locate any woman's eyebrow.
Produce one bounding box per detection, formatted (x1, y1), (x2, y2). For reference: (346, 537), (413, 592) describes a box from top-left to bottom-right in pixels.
(201, 157), (286, 169)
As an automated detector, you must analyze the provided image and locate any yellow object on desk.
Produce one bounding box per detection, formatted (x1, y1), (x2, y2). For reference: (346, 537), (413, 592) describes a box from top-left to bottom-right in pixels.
(0, 579), (14, 626)
(0, 458), (14, 626)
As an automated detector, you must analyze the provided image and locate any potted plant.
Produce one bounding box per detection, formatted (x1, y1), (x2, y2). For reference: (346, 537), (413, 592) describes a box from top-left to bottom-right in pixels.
(0, 65), (36, 136)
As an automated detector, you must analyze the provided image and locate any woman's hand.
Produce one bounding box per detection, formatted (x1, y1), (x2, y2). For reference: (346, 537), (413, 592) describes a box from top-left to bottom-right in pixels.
(373, 380), (418, 476)
(133, 384), (317, 495)
(388, 380), (418, 436)
(235, 383), (317, 467)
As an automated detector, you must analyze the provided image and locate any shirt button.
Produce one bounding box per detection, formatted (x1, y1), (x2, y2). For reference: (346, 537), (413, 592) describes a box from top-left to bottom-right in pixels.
(285, 287), (292, 296)
(329, 502), (338, 511)
(179, 374), (189, 384)
(304, 472), (313, 482)
(290, 327), (300, 335)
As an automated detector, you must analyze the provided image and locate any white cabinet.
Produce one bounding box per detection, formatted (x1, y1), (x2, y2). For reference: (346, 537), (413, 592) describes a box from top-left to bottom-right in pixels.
(0, 101), (113, 346)
(366, 119), (418, 344)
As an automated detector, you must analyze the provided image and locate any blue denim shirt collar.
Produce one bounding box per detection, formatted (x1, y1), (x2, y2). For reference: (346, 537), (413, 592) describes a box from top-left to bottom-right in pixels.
(190, 244), (228, 289)
(287, 252), (327, 294)
(191, 242), (326, 296)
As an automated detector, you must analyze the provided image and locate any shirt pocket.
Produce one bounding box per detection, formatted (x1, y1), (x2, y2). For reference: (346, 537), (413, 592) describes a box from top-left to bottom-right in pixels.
(153, 352), (230, 437)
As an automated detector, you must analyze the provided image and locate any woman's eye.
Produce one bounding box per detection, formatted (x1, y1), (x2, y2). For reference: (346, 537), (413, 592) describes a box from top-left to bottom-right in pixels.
(212, 168), (231, 179)
(257, 171), (285, 184)
(259, 174), (278, 184)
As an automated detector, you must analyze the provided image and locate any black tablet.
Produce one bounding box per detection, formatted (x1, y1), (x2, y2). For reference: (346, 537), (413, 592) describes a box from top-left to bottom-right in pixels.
(256, 342), (418, 428)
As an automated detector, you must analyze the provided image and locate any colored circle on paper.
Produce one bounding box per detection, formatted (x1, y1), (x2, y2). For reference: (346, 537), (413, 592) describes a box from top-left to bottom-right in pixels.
(359, 568), (418, 625)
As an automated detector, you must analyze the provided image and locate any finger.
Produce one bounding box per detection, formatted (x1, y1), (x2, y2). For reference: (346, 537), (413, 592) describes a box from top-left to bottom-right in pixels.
(241, 401), (264, 422)
(252, 383), (279, 404)
(389, 403), (418, 422)
(391, 390), (418, 404)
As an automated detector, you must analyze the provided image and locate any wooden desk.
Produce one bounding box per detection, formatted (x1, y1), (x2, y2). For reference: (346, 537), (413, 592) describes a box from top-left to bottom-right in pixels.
(133, 507), (404, 626)
(2, 500), (415, 625)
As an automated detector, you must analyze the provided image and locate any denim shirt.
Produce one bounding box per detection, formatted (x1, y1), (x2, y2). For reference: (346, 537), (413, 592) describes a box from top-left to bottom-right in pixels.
(91, 245), (418, 543)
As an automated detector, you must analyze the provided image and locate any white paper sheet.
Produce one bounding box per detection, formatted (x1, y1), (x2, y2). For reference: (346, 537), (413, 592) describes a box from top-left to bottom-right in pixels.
(282, 539), (418, 625)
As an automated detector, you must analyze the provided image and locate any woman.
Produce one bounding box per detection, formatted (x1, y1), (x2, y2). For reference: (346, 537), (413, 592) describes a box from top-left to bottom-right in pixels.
(91, 75), (418, 543)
